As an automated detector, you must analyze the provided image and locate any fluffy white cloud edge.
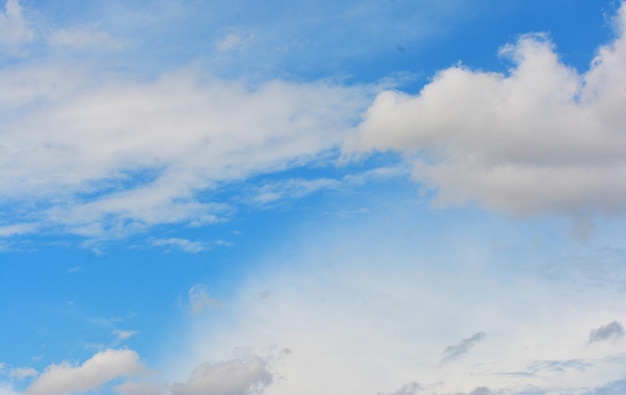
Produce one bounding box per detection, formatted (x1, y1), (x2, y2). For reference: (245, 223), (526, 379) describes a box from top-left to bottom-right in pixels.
(349, 3), (626, 218)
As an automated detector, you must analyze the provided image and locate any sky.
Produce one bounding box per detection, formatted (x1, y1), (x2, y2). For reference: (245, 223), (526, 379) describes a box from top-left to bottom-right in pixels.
(1, 0), (626, 394)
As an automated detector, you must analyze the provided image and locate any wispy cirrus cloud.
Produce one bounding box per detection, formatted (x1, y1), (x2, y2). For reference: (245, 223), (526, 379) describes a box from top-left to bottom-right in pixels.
(0, 66), (370, 240)
(149, 238), (211, 254)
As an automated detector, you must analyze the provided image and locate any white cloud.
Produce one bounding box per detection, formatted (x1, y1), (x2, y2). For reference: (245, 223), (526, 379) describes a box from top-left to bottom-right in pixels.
(0, 223), (37, 238)
(349, 3), (626, 218)
(114, 330), (140, 341)
(171, 356), (273, 395)
(251, 177), (341, 205)
(216, 33), (253, 52)
(0, 0), (34, 51)
(0, 65), (369, 238)
(150, 238), (211, 253)
(187, 284), (222, 314)
(25, 349), (147, 395)
(47, 25), (125, 50)
(173, 198), (626, 395)
(9, 367), (37, 380)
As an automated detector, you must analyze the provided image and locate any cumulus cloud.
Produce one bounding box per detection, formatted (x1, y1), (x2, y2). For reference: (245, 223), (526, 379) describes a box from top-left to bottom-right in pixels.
(24, 349), (147, 395)
(350, 3), (626, 218)
(171, 356), (273, 395)
(589, 321), (624, 343)
(0, 0), (34, 51)
(441, 332), (486, 363)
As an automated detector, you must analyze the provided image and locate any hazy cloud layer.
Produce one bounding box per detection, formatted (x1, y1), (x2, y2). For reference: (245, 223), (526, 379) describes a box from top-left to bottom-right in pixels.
(589, 321), (624, 343)
(351, 4), (626, 217)
(24, 349), (146, 395)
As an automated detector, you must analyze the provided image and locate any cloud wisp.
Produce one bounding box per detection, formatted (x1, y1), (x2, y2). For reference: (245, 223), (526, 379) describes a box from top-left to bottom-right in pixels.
(441, 332), (487, 363)
(0, 66), (369, 239)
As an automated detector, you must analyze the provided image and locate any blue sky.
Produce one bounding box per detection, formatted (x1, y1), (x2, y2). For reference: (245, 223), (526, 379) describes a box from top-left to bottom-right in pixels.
(2, 1), (626, 394)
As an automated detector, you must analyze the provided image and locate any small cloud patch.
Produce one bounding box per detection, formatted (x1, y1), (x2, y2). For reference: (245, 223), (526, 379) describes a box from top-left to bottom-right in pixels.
(589, 321), (624, 343)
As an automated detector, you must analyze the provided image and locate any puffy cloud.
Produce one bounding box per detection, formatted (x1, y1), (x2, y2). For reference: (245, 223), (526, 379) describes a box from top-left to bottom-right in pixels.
(171, 356), (273, 395)
(25, 349), (147, 395)
(0, 0), (34, 51)
(349, 3), (626, 218)
(589, 321), (624, 343)
(441, 332), (486, 363)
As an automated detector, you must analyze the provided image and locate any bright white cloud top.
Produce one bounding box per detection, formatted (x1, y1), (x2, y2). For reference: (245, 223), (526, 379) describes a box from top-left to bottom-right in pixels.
(352, 10), (626, 217)
(1, 1), (626, 395)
